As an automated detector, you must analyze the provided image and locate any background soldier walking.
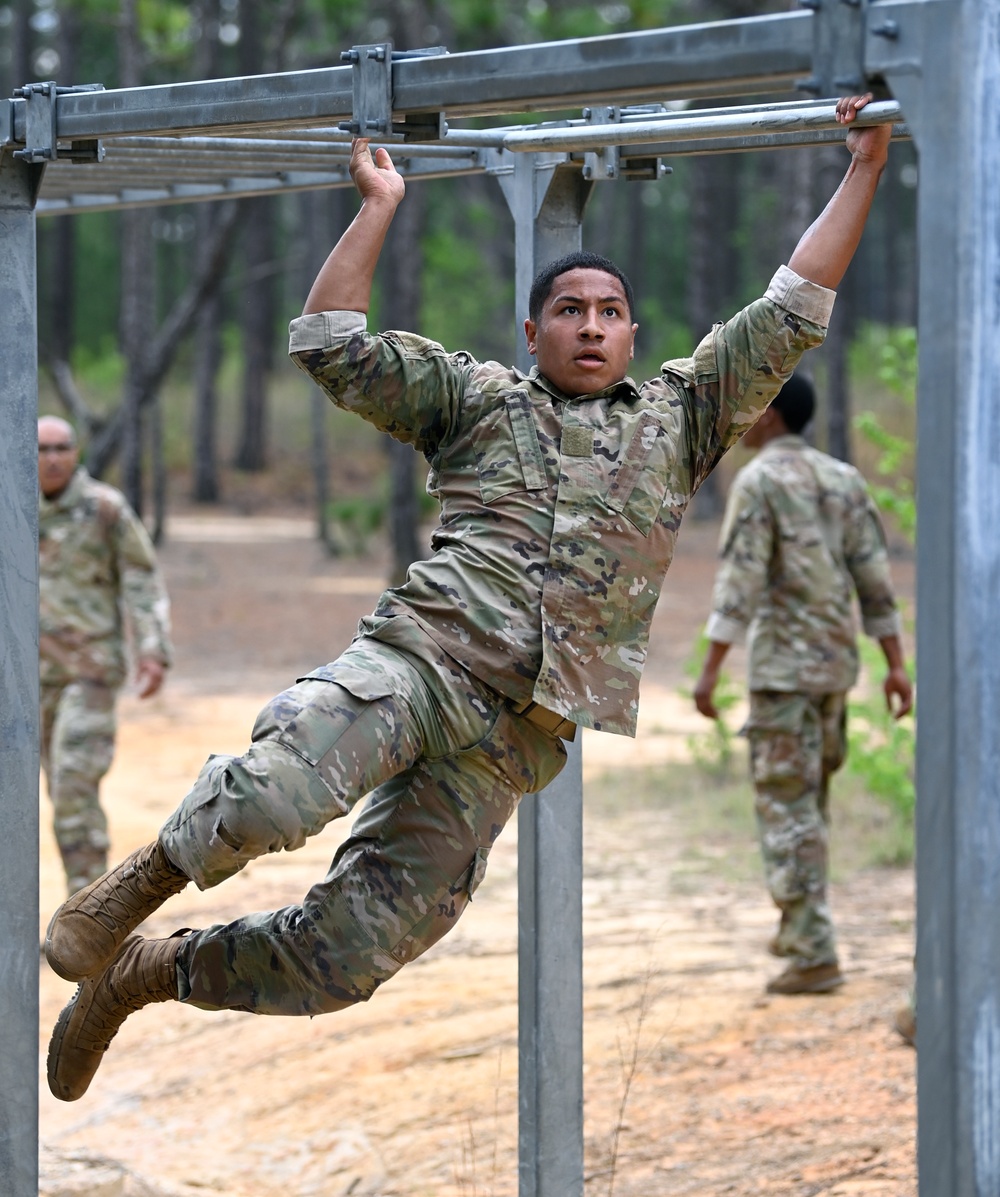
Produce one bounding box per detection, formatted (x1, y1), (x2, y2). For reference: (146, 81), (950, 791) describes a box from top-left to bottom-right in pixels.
(693, 375), (912, 995)
(38, 415), (173, 895)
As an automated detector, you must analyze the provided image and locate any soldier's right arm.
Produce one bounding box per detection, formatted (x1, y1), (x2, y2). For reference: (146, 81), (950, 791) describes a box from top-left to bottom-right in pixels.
(694, 475), (771, 719)
(704, 473), (773, 646)
(289, 139), (469, 453)
(303, 139), (404, 316)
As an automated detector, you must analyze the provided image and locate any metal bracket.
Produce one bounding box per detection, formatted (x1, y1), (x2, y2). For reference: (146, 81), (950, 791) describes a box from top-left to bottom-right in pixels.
(11, 82), (106, 165)
(796, 0), (870, 96)
(582, 106), (621, 180)
(617, 104), (670, 183)
(619, 156), (672, 182)
(339, 43), (393, 136)
(338, 44), (447, 142)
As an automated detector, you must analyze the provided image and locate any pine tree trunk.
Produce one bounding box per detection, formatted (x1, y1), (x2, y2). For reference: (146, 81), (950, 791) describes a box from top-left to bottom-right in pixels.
(815, 146), (855, 462)
(117, 0), (154, 516)
(191, 250), (222, 502)
(684, 153), (735, 518)
(232, 0), (274, 472)
(381, 185), (426, 584)
(232, 196), (275, 471)
(299, 187), (342, 553)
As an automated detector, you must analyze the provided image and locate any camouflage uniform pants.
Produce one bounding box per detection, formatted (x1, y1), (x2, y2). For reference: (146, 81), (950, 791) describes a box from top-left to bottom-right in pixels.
(745, 690), (848, 967)
(40, 680), (117, 895)
(159, 635), (567, 1016)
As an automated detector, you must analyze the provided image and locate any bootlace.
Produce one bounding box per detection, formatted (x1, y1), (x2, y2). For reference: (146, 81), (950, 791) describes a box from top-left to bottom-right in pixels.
(85, 847), (187, 933)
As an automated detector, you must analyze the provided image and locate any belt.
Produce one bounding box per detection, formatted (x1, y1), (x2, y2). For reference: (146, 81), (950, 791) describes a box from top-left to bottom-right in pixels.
(510, 699), (578, 741)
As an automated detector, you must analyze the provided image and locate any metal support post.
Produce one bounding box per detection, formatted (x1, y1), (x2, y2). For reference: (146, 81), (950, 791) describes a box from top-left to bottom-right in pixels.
(495, 151), (592, 1197)
(798, 0), (868, 96)
(874, 1), (1000, 1192)
(0, 148), (42, 1197)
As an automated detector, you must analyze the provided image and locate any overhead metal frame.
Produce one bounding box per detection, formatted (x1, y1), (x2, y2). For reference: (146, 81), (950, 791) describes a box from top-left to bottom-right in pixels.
(1, 3), (989, 1196)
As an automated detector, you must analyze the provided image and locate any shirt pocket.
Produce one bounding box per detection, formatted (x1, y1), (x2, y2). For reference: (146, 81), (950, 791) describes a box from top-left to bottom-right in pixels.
(473, 390), (548, 504)
(607, 412), (670, 536)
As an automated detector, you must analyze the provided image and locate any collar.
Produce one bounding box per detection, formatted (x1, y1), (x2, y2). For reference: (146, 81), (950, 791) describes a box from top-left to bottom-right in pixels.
(759, 434), (808, 455)
(520, 363), (642, 404)
(40, 466), (88, 511)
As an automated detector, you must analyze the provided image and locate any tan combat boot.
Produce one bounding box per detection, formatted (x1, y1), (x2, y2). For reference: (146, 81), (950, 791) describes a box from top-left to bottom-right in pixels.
(766, 960), (845, 995)
(48, 933), (185, 1102)
(45, 841), (189, 982)
(894, 1004), (917, 1047)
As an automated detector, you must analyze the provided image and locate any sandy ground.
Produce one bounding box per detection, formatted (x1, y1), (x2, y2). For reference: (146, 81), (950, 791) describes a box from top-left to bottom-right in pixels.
(38, 514), (917, 1197)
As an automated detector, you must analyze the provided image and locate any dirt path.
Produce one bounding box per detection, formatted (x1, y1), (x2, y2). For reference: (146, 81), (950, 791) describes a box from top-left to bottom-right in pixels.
(39, 514), (916, 1197)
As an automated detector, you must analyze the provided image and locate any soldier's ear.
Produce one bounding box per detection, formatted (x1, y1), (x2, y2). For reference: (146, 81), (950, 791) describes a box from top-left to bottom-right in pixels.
(524, 317), (538, 356)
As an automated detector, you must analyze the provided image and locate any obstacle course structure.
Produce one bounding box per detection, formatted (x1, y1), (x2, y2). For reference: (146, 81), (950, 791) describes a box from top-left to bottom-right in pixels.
(3, 2), (996, 1193)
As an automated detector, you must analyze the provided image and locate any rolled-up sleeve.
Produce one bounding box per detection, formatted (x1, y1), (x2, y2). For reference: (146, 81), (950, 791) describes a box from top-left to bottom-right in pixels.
(288, 312), (473, 454)
(763, 265), (836, 329)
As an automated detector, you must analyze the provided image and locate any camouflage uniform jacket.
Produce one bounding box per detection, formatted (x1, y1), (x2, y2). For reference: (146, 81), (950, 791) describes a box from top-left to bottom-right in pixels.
(705, 435), (902, 694)
(39, 468), (173, 689)
(289, 266), (832, 737)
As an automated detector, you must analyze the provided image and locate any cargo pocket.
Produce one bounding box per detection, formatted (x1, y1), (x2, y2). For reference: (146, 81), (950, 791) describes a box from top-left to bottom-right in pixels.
(745, 693), (819, 794)
(276, 664), (399, 767)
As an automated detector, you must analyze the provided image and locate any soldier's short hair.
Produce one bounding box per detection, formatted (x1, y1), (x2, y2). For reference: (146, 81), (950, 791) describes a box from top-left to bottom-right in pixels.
(528, 252), (636, 323)
(772, 373), (816, 434)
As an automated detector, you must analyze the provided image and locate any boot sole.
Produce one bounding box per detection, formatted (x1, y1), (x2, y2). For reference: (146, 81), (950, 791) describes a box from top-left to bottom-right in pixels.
(767, 973), (845, 995)
(46, 985), (87, 1101)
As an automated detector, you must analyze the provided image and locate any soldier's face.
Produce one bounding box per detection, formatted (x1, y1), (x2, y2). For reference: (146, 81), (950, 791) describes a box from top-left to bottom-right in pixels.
(38, 420), (79, 497)
(524, 268), (637, 397)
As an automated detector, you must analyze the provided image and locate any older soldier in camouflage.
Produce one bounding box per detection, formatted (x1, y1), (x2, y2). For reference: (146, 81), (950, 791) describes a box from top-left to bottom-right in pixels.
(38, 416), (173, 895)
(46, 95), (894, 1102)
(694, 374), (912, 995)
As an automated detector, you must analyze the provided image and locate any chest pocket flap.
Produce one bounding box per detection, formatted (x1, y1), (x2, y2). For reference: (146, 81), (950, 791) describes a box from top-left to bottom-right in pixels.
(607, 412), (669, 535)
(475, 389), (547, 503)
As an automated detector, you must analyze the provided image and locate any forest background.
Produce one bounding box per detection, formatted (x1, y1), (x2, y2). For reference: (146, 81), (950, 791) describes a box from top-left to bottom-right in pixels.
(3, 0), (919, 578)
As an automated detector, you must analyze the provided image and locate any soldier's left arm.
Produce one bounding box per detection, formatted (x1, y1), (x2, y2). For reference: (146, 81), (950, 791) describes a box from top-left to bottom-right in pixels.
(666, 95), (892, 490)
(787, 95), (892, 291)
(115, 505), (173, 685)
(844, 486), (912, 717)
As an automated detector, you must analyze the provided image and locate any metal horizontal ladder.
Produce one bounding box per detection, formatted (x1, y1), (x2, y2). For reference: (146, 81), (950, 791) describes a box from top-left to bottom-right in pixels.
(2, 2), (995, 1194)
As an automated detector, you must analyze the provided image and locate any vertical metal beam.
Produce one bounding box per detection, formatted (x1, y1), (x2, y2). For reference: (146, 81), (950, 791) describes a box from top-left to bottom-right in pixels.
(882, 3), (1000, 1193)
(496, 152), (592, 1197)
(0, 150), (41, 1197)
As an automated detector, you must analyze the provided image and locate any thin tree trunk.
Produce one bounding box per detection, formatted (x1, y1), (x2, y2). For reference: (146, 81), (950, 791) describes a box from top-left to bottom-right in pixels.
(7, 0), (32, 95)
(191, 255), (222, 502)
(689, 150), (742, 519)
(189, 6), (225, 502)
(381, 184), (426, 583)
(117, 0), (152, 515)
(816, 145), (855, 462)
(232, 0), (275, 472)
(232, 195), (276, 471)
(299, 188), (341, 552)
(150, 395), (166, 543)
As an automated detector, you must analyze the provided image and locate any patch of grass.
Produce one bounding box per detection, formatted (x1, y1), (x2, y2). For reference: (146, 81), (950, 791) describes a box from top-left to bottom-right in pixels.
(585, 749), (912, 896)
(585, 758), (759, 891)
